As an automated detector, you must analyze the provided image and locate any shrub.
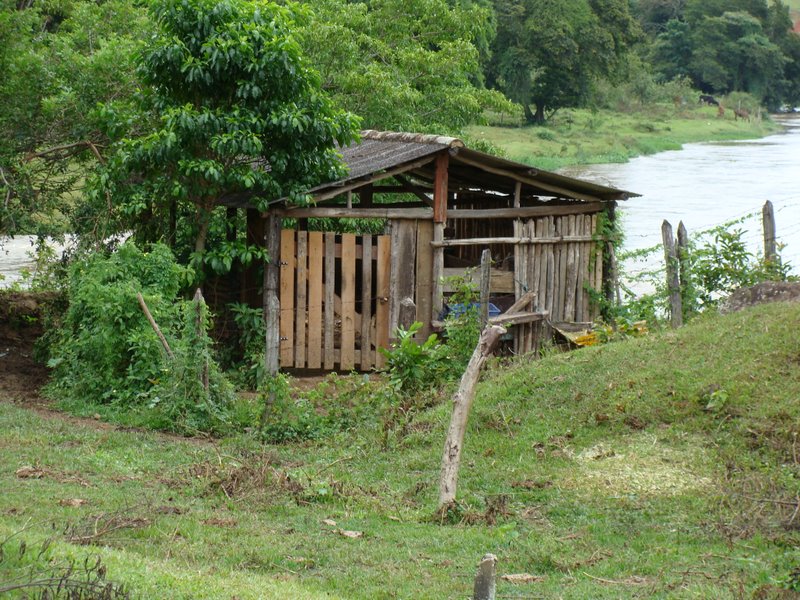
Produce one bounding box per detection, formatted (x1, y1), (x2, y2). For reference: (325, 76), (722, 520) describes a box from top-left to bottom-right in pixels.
(47, 242), (236, 434)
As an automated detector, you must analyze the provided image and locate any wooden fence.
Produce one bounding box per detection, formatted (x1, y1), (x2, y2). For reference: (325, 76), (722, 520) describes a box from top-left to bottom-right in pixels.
(661, 200), (779, 327)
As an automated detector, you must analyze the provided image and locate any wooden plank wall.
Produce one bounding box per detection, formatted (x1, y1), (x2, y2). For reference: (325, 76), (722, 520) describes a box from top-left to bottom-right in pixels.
(279, 229), (395, 371)
(514, 212), (602, 330)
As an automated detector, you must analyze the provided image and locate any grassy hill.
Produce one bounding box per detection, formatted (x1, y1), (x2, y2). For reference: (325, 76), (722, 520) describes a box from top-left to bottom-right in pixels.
(1, 302), (799, 598)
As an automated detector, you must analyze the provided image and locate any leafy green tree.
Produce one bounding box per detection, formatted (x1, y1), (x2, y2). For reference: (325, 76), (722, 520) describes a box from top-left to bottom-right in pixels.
(489, 0), (640, 124)
(84, 0), (359, 272)
(651, 19), (693, 81)
(293, 0), (512, 132)
(0, 0), (145, 237)
(689, 11), (786, 99)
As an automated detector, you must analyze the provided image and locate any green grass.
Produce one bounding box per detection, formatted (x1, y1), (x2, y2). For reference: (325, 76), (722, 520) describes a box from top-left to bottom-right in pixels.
(465, 104), (783, 171)
(2, 302), (800, 598)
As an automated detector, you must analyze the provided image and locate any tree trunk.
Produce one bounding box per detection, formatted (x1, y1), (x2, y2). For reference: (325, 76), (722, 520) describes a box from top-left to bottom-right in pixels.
(523, 104), (536, 124)
(194, 206), (211, 256)
(524, 103), (546, 125)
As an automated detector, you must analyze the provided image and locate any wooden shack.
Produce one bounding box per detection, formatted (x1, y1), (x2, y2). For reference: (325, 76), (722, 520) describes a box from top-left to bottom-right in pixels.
(229, 130), (636, 372)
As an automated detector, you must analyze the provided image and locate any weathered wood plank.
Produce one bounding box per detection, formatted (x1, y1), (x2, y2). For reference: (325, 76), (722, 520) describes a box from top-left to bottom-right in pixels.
(431, 235), (597, 247)
(441, 268), (514, 294)
(415, 220), (434, 339)
(307, 232), (323, 369)
(340, 233), (356, 370)
(447, 204), (603, 219)
(592, 214), (603, 319)
(294, 231), (308, 368)
(323, 232), (336, 371)
(545, 217), (555, 319)
(360, 235), (373, 371)
(389, 220), (417, 336)
(279, 229), (295, 367)
(564, 215), (578, 322)
(375, 235), (391, 367)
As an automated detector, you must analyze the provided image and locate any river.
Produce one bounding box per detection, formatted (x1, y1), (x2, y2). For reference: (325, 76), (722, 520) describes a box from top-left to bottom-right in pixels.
(2, 116), (799, 289)
(560, 114), (800, 284)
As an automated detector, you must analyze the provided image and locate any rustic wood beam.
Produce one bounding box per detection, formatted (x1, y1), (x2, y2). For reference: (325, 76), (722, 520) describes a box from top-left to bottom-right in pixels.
(447, 204), (601, 219)
(312, 156), (437, 203)
(450, 151), (603, 202)
(394, 174), (434, 206)
(431, 235), (597, 247)
(433, 152), (448, 223)
(276, 206), (433, 219)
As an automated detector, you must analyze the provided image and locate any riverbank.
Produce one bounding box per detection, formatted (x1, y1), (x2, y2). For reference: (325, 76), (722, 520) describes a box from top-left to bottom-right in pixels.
(465, 104), (783, 171)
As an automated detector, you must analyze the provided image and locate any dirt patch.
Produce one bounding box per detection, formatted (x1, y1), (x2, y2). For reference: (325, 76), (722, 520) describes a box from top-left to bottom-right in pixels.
(0, 291), (52, 403)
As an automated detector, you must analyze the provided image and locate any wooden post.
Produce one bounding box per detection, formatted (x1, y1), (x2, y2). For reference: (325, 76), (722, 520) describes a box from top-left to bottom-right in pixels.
(432, 152), (448, 319)
(601, 202), (619, 312)
(261, 212), (281, 428)
(677, 221), (690, 318)
(763, 200), (777, 265)
(479, 249), (491, 327)
(662, 220), (682, 328)
(439, 324), (506, 509)
(473, 554), (497, 600)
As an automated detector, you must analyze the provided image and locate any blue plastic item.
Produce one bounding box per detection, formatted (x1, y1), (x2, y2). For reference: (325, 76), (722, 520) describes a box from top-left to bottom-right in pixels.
(444, 302), (501, 318)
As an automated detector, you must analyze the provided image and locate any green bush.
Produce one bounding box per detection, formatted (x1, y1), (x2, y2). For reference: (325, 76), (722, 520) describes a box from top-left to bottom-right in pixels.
(47, 242), (236, 434)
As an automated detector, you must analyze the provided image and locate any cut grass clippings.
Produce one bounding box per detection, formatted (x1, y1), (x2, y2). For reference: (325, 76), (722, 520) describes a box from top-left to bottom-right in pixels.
(2, 302), (800, 597)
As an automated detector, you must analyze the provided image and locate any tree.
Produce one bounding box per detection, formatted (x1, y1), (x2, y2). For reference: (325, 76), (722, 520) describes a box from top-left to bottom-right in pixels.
(489, 0), (640, 124)
(689, 11), (786, 98)
(293, 0), (512, 133)
(87, 0), (359, 273)
(0, 0), (145, 237)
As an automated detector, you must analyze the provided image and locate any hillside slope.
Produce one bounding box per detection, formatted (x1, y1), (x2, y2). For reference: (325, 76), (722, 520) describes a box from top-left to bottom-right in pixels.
(1, 302), (799, 598)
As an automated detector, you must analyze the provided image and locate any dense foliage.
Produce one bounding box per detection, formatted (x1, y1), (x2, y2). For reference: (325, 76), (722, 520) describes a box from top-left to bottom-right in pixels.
(639, 0), (800, 109)
(85, 0), (359, 275)
(489, 0), (641, 123)
(0, 0), (146, 236)
(47, 242), (237, 434)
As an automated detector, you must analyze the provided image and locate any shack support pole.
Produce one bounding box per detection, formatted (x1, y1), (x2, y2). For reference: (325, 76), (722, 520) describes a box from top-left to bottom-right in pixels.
(261, 211), (281, 428)
(662, 220), (682, 328)
(479, 249), (491, 328)
(432, 152), (449, 318)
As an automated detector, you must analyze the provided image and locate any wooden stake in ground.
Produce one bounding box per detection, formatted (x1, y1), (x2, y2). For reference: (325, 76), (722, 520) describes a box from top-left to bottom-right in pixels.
(661, 220), (682, 328)
(439, 324), (506, 509)
(763, 200), (777, 265)
(473, 553), (497, 600)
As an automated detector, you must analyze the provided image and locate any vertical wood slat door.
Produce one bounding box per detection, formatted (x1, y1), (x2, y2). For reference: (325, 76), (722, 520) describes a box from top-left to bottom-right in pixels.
(278, 230), (391, 370)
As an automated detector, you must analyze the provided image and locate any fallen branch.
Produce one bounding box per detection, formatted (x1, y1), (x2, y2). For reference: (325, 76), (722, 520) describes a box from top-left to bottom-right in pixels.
(136, 292), (174, 360)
